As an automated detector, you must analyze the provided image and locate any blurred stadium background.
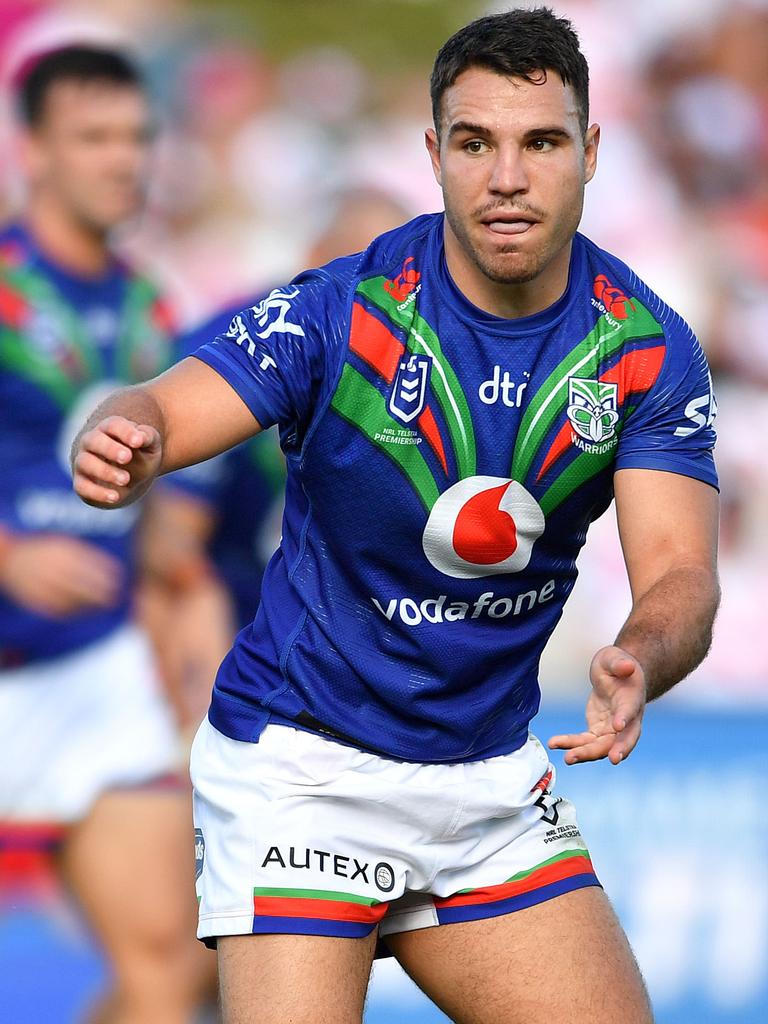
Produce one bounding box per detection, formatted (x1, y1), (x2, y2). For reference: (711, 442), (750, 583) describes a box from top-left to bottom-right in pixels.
(0, 0), (766, 1021)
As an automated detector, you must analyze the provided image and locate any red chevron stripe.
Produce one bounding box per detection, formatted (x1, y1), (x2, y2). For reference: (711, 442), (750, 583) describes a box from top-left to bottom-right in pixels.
(602, 345), (665, 402)
(417, 405), (448, 474)
(349, 302), (404, 384)
(0, 281), (28, 328)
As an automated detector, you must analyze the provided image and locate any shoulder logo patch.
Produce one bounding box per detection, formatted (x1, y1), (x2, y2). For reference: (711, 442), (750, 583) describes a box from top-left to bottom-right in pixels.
(567, 377), (619, 444)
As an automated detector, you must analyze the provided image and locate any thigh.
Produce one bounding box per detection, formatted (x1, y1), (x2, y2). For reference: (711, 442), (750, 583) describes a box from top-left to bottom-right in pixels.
(61, 786), (204, 976)
(386, 887), (653, 1024)
(218, 932), (377, 1024)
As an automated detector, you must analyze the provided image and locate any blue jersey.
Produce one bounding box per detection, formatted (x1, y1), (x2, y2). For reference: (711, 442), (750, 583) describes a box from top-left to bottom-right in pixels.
(194, 214), (718, 763)
(165, 302), (285, 628)
(0, 223), (173, 666)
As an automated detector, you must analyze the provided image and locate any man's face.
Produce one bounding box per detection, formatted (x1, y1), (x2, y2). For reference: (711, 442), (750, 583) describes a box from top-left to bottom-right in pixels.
(24, 79), (151, 231)
(426, 66), (599, 293)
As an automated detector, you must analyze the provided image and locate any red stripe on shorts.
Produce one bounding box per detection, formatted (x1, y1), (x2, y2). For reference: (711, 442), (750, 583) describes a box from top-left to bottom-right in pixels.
(434, 852), (595, 909)
(253, 895), (389, 924)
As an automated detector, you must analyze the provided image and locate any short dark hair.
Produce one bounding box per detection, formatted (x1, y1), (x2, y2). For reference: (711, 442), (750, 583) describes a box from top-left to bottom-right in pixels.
(16, 44), (144, 126)
(430, 7), (590, 137)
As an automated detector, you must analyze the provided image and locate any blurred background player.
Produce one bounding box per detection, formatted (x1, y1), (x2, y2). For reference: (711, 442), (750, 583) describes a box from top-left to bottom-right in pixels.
(144, 187), (410, 722)
(0, 44), (211, 1023)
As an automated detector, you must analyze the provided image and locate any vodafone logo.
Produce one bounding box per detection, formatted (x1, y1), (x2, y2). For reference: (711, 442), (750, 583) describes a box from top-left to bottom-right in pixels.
(422, 476), (545, 579)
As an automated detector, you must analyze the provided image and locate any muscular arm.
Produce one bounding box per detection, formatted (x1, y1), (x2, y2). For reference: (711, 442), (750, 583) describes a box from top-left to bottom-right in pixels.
(71, 357), (261, 508)
(549, 468), (720, 765)
(613, 468), (720, 700)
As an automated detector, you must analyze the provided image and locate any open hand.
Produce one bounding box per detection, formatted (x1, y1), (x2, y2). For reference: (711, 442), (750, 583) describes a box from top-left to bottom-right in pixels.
(0, 535), (123, 617)
(72, 416), (162, 508)
(548, 645), (646, 765)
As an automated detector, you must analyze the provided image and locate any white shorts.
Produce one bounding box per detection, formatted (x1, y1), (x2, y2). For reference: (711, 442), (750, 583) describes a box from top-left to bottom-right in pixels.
(0, 624), (180, 825)
(191, 719), (599, 946)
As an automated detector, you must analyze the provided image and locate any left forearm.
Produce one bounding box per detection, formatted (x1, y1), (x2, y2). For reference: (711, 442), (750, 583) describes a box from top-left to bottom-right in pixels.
(616, 565), (720, 701)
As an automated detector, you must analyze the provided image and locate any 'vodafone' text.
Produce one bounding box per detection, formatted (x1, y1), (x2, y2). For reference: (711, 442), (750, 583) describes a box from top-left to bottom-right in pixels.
(371, 579), (556, 626)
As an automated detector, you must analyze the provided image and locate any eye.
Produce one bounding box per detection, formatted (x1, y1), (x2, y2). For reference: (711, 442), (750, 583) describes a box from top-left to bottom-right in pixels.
(528, 138), (556, 152)
(464, 139), (490, 154)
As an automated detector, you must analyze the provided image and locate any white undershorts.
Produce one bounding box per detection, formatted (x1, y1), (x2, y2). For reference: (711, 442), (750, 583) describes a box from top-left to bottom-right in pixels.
(190, 718), (599, 946)
(0, 624), (180, 824)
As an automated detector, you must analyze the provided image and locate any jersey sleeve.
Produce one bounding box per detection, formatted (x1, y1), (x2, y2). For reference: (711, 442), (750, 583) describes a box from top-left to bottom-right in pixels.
(192, 274), (335, 447)
(615, 317), (718, 488)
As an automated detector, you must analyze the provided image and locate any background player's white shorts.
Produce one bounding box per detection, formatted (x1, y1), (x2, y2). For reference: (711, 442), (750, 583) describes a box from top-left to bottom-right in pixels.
(191, 719), (600, 945)
(0, 624), (180, 824)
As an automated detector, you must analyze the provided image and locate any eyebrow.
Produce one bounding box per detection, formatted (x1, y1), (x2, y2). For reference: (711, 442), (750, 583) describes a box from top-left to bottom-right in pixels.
(446, 121), (573, 141)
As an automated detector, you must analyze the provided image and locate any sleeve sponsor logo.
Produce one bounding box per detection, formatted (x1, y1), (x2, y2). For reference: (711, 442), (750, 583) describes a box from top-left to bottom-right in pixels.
(227, 287), (304, 356)
(674, 371), (717, 437)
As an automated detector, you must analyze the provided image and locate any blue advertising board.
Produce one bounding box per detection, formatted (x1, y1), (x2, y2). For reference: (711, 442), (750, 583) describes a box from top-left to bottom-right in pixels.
(1, 706), (766, 1023)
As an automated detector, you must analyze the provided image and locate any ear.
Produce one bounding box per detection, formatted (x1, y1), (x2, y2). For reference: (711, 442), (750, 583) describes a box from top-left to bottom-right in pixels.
(17, 128), (47, 184)
(583, 122), (600, 184)
(425, 128), (442, 186)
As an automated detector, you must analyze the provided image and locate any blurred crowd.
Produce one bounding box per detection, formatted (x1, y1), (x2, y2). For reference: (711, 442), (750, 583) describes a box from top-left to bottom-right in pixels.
(0, 0), (766, 697)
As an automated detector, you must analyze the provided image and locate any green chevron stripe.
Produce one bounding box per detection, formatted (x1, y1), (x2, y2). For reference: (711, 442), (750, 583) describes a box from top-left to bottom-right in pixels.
(512, 302), (663, 482)
(539, 446), (616, 516)
(4, 264), (103, 380)
(331, 363), (439, 510)
(0, 326), (77, 407)
(116, 277), (170, 381)
(356, 278), (476, 478)
(456, 849), (592, 894)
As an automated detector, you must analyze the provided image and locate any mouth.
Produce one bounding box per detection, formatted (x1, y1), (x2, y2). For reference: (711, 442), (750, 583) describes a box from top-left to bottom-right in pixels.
(480, 212), (540, 237)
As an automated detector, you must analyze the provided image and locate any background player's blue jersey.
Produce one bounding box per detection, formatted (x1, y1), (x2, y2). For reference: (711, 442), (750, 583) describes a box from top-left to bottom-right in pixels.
(0, 223), (173, 666)
(193, 213), (718, 763)
(165, 302), (285, 628)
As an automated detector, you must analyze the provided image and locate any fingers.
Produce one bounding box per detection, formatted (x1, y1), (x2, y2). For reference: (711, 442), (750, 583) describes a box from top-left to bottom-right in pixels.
(63, 544), (123, 607)
(100, 416), (158, 451)
(548, 714), (643, 766)
(607, 713), (643, 764)
(548, 731), (614, 765)
(592, 646), (638, 679)
(76, 452), (131, 489)
(73, 418), (160, 507)
(609, 685), (645, 736)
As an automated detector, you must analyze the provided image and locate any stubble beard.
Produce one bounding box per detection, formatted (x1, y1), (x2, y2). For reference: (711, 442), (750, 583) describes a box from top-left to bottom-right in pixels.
(444, 203), (549, 285)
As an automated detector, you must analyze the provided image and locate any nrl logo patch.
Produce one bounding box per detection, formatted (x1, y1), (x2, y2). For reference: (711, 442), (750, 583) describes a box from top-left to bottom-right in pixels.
(566, 377), (619, 444)
(194, 827), (205, 881)
(389, 353), (431, 425)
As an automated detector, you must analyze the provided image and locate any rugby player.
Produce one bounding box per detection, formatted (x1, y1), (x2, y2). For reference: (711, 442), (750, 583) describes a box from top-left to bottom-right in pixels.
(71, 9), (720, 1023)
(0, 45), (210, 1022)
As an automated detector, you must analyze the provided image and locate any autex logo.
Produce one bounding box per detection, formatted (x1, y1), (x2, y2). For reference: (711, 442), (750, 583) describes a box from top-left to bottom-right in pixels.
(384, 256), (420, 302)
(261, 846), (395, 892)
(422, 476), (545, 579)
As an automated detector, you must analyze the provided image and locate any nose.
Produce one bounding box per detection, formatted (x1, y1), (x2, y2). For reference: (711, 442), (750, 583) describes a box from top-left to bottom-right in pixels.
(487, 145), (529, 196)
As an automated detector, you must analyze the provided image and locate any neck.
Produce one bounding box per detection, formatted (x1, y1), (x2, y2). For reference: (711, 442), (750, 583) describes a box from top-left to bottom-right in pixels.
(24, 194), (111, 277)
(443, 220), (572, 319)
